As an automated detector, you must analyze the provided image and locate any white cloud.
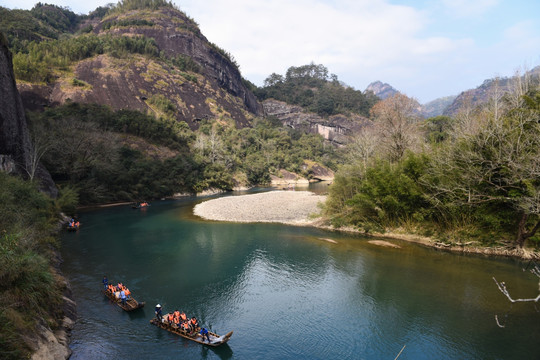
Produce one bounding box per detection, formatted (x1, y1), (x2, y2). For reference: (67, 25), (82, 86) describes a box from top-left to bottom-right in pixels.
(441, 0), (499, 17)
(181, 0), (474, 101)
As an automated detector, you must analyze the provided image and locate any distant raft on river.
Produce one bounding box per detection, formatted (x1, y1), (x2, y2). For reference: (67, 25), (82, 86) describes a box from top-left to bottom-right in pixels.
(102, 283), (145, 311)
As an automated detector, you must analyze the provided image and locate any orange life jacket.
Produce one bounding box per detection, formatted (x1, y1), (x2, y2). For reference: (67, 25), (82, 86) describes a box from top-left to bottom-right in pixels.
(174, 311), (180, 318)
(182, 322), (189, 330)
(125, 289), (130, 296)
(180, 312), (187, 321)
(190, 318), (197, 326)
(167, 314), (174, 321)
(173, 317), (180, 324)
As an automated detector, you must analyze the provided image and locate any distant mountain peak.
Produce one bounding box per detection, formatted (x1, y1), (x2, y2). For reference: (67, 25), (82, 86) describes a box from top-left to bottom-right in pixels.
(365, 81), (399, 100)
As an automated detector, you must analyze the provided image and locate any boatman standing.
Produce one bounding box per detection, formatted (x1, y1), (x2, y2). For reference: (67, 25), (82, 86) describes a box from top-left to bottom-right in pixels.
(200, 327), (210, 343)
(102, 275), (108, 290)
(155, 304), (162, 321)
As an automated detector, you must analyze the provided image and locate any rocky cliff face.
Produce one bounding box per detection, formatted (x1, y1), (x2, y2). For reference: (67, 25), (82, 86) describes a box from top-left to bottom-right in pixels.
(18, 7), (263, 129)
(0, 41), (56, 196)
(263, 99), (369, 144)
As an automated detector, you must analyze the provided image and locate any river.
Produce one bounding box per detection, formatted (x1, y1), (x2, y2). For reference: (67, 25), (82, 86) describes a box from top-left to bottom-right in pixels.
(61, 190), (540, 359)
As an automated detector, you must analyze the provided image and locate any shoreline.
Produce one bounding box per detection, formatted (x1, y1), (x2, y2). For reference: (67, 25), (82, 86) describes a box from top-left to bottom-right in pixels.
(194, 190), (540, 261)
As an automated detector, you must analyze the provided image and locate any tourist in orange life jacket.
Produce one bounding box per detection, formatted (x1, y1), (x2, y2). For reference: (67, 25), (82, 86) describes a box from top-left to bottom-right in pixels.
(189, 317), (199, 330)
(124, 288), (131, 299)
(181, 321), (190, 332)
(173, 310), (180, 319)
(173, 316), (180, 328)
(179, 311), (187, 321)
(167, 313), (174, 325)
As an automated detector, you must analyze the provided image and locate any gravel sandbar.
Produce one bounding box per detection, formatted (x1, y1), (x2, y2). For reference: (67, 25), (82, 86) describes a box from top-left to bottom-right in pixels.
(193, 191), (326, 225)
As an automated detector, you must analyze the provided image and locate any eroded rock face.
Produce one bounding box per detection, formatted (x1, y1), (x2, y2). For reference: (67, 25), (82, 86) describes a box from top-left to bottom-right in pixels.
(18, 7), (262, 129)
(263, 99), (369, 144)
(0, 42), (57, 196)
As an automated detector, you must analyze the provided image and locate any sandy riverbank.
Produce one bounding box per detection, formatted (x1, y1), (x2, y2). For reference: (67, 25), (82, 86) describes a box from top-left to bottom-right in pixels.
(193, 190), (326, 225)
(194, 190), (540, 260)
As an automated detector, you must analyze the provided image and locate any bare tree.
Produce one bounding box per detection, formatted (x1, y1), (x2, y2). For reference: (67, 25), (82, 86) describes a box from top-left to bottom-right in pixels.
(370, 93), (422, 162)
(346, 124), (379, 169)
(493, 263), (540, 327)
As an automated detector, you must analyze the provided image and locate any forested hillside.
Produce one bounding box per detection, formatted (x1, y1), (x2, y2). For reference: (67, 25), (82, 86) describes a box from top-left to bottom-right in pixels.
(255, 62), (378, 117)
(324, 76), (540, 250)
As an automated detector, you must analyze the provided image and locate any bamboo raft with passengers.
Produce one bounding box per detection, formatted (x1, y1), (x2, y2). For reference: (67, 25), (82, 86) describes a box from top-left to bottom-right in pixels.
(102, 283), (145, 311)
(150, 308), (233, 347)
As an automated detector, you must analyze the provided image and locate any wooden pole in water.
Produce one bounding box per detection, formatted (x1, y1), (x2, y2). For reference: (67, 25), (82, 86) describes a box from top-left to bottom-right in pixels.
(394, 345), (406, 360)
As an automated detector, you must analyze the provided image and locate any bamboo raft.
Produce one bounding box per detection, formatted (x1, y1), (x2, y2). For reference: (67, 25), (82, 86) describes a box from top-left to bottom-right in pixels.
(150, 315), (233, 347)
(102, 289), (145, 311)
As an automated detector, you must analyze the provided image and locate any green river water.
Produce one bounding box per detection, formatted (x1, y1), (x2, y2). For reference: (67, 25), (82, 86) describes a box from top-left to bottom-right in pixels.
(61, 188), (540, 359)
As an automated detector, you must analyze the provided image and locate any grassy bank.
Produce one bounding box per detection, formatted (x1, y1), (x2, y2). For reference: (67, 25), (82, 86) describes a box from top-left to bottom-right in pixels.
(0, 172), (73, 359)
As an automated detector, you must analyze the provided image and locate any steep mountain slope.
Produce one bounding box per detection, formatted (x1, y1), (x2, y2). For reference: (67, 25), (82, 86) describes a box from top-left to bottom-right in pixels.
(421, 95), (456, 118)
(13, 3), (262, 129)
(444, 66), (540, 116)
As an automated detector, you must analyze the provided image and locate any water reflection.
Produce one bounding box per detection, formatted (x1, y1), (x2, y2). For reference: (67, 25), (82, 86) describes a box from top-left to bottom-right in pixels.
(62, 195), (540, 360)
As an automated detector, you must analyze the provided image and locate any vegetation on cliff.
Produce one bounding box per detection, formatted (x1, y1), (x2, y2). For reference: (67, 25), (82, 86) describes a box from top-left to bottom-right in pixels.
(0, 172), (76, 359)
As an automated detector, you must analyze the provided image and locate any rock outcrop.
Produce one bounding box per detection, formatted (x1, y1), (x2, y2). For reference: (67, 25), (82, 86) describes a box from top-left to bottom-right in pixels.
(0, 40), (57, 196)
(301, 160), (334, 181)
(263, 99), (369, 144)
(365, 81), (399, 100)
(270, 169), (309, 186)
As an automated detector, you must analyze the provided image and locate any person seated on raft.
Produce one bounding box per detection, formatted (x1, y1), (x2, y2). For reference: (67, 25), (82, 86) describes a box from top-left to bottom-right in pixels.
(167, 313), (175, 326)
(181, 321), (190, 333)
(179, 311), (187, 322)
(124, 287), (131, 299)
(189, 317), (199, 330)
(173, 315), (180, 328)
(120, 289), (127, 305)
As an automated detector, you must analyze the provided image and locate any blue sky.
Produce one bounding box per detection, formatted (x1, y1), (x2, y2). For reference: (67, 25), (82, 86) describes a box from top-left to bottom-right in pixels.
(1, 0), (539, 103)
